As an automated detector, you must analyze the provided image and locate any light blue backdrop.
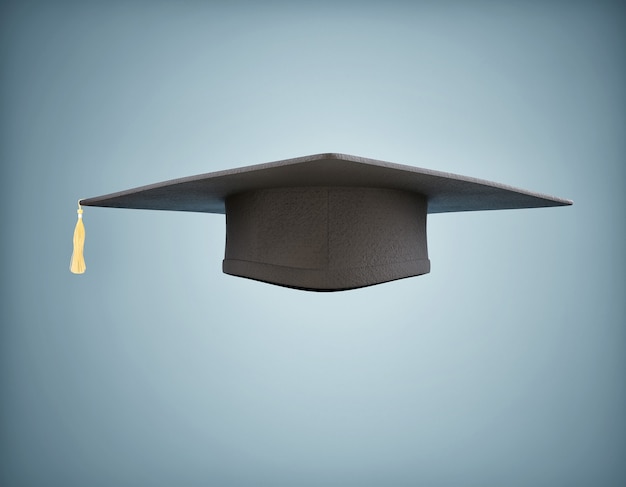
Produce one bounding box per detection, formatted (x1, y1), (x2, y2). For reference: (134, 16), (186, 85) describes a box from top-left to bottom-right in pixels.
(1, 1), (624, 486)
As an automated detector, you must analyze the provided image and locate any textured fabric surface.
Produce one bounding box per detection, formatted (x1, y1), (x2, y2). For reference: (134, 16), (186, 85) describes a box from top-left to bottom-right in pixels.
(223, 187), (429, 290)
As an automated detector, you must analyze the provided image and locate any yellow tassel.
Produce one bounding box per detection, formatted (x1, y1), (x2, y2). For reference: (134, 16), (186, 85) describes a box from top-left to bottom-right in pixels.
(70, 202), (86, 274)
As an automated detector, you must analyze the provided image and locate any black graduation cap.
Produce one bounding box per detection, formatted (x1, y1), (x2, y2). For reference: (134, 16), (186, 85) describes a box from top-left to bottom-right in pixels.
(71, 153), (572, 291)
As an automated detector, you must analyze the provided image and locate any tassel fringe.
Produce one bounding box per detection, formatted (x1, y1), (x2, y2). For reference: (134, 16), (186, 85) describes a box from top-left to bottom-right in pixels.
(70, 202), (86, 274)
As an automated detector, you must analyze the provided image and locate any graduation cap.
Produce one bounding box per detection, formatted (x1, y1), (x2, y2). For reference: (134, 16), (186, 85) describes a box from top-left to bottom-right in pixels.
(70, 153), (572, 291)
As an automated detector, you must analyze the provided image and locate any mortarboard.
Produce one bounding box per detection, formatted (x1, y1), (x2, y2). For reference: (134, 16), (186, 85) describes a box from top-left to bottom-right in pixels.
(70, 153), (572, 291)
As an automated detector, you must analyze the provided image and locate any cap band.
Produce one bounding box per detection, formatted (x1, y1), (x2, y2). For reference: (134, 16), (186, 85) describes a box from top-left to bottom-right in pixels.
(223, 187), (429, 291)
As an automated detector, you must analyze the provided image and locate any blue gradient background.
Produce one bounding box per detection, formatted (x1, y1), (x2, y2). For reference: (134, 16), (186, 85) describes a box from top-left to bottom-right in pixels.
(1, 1), (624, 485)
